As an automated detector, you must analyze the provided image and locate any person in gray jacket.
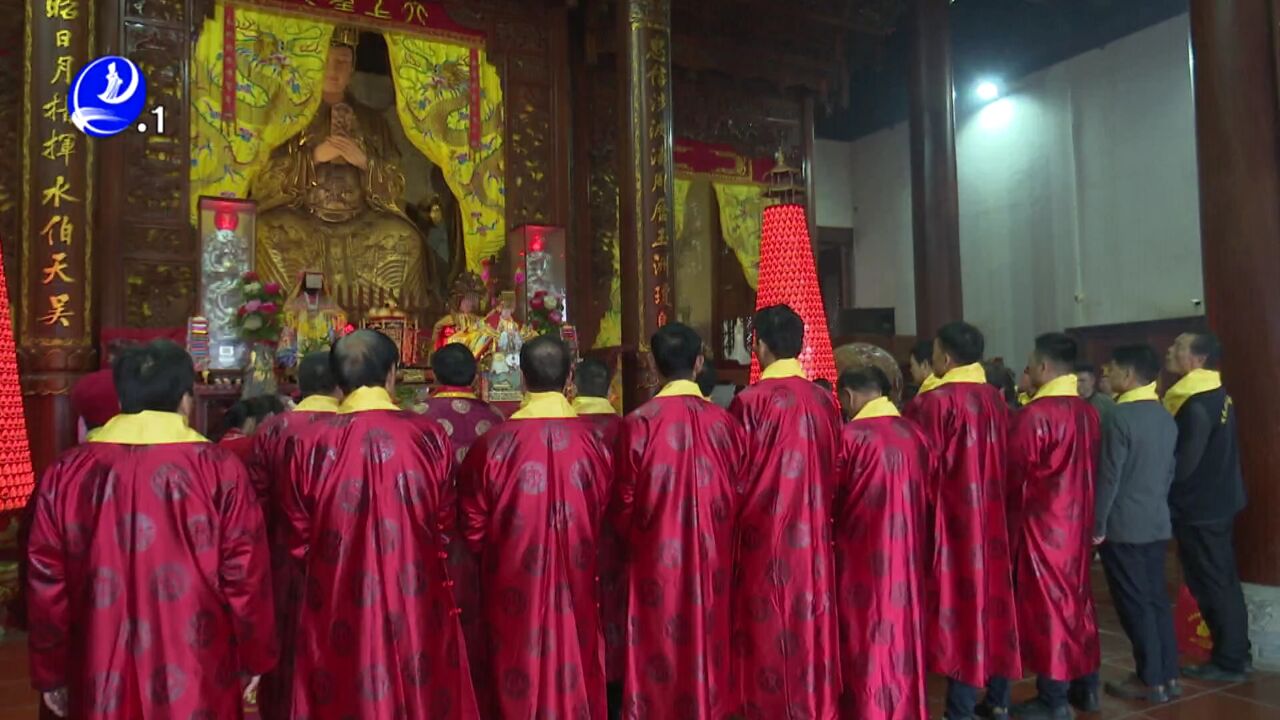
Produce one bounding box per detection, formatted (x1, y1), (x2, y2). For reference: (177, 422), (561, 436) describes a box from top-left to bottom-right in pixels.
(1093, 345), (1181, 704)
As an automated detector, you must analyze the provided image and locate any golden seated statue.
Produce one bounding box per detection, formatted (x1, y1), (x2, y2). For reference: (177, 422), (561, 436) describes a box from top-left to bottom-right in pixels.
(252, 28), (427, 307)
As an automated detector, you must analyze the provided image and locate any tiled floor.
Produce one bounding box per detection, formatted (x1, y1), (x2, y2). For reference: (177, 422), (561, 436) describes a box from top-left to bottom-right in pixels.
(1, 564), (1277, 719)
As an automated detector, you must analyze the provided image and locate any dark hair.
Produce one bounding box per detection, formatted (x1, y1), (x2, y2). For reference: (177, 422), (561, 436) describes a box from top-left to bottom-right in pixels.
(838, 366), (891, 396)
(982, 360), (1018, 409)
(1073, 362), (1099, 378)
(249, 394), (285, 417)
(1034, 332), (1078, 370)
(113, 339), (195, 414)
(911, 339), (934, 365)
(432, 344), (478, 387)
(696, 363), (718, 397)
(935, 322), (984, 366)
(651, 322), (703, 379)
(298, 351), (338, 398)
(574, 358), (611, 398)
(813, 378), (832, 392)
(1111, 344), (1162, 385)
(1189, 332), (1222, 369)
(520, 335), (572, 393)
(330, 329), (399, 393)
(754, 305), (804, 359)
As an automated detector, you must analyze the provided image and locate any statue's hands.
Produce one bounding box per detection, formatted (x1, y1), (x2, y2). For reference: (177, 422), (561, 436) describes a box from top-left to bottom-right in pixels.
(329, 136), (369, 170)
(313, 139), (343, 164)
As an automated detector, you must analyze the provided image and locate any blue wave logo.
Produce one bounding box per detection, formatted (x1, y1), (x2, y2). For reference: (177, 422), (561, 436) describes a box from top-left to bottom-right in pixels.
(69, 55), (147, 138)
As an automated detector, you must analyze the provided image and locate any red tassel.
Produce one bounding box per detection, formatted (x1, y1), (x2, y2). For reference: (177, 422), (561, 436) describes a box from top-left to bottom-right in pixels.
(468, 47), (482, 151)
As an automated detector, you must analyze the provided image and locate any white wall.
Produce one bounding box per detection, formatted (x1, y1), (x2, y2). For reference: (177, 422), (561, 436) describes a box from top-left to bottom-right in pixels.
(844, 14), (1204, 361)
(813, 139), (855, 228)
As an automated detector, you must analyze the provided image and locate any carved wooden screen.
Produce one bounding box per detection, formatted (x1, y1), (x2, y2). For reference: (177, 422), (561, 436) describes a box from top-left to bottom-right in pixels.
(96, 0), (198, 330)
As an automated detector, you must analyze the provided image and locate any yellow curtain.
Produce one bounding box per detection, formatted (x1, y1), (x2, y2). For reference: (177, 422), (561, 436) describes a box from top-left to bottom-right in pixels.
(712, 182), (768, 289)
(674, 176), (692, 239)
(386, 36), (505, 273)
(594, 233), (621, 348)
(189, 3), (332, 223)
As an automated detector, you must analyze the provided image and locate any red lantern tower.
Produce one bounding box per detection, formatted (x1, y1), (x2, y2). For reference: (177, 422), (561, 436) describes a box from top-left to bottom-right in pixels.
(748, 154), (837, 385)
(0, 249), (34, 512)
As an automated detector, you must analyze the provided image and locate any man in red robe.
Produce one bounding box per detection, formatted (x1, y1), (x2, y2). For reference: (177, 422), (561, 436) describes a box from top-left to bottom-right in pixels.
(612, 323), (746, 719)
(251, 351), (341, 720)
(282, 330), (478, 719)
(419, 343), (507, 698)
(834, 366), (931, 720)
(26, 339), (276, 719)
(460, 335), (613, 720)
(987, 333), (1100, 719)
(571, 356), (626, 707)
(904, 321), (1020, 720)
(729, 304), (842, 720)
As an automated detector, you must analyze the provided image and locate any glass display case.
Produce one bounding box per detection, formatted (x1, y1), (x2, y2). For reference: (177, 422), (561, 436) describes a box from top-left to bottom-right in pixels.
(198, 197), (256, 370)
(507, 224), (567, 331)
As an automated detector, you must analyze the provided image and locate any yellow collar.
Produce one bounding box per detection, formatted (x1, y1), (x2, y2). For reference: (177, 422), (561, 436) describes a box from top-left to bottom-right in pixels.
(1164, 369), (1222, 416)
(1017, 392), (1032, 407)
(433, 386), (478, 399)
(89, 411), (208, 445)
(1032, 373), (1079, 401)
(936, 363), (987, 387)
(338, 386), (401, 414)
(760, 358), (807, 381)
(1117, 382), (1159, 405)
(295, 394), (341, 413)
(655, 379), (704, 399)
(512, 392), (577, 419)
(572, 395), (620, 415)
(853, 395), (900, 420)
(916, 373), (942, 395)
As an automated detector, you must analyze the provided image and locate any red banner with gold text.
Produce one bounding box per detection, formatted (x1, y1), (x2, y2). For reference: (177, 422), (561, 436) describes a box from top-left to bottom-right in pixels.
(232, 0), (486, 45)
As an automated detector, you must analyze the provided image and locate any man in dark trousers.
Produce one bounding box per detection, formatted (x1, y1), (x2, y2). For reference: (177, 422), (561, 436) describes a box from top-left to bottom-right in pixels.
(1164, 332), (1250, 681)
(1094, 345), (1181, 704)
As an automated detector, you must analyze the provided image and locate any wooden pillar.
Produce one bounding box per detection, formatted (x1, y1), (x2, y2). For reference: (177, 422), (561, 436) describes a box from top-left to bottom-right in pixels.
(907, 0), (962, 338)
(1189, 0), (1280, 586)
(20, 0), (96, 473)
(617, 0), (674, 411)
(802, 93), (818, 243)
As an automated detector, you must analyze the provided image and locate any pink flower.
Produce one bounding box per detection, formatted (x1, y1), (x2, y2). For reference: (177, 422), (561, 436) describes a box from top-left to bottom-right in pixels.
(245, 299), (262, 313)
(263, 282), (282, 296)
(530, 296), (545, 310)
(243, 271), (259, 283)
(237, 305), (248, 317)
(549, 311), (563, 324)
(534, 289), (547, 298)
(514, 271), (526, 284)
(260, 302), (279, 315)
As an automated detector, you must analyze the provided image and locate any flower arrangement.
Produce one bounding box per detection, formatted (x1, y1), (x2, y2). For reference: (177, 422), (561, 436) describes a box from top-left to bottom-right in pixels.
(527, 289), (565, 335)
(234, 271), (286, 343)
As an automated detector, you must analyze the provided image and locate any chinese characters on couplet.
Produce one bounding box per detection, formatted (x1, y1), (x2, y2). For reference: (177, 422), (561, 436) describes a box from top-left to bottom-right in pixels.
(35, 0), (83, 330)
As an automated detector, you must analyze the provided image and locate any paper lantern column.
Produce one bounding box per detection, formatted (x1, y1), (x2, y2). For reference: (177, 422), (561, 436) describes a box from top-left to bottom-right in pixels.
(749, 204), (837, 385)
(0, 251), (34, 511)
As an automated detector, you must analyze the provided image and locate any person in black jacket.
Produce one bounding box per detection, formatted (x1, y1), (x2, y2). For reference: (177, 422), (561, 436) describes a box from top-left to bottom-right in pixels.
(1164, 331), (1250, 681)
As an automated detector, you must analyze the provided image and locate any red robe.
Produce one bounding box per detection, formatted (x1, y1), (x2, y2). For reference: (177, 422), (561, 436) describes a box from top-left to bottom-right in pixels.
(25, 411), (276, 719)
(219, 428), (254, 464)
(834, 398), (931, 720)
(573, 394), (628, 684)
(418, 388), (507, 693)
(282, 387), (478, 719)
(611, 380), (746, 718)
(904, 364), (1021, 686)
(249, 395), (340, 720)
(728, 360), (843, 720)
(1007, 378), (1101, 680)
(460, 392), (613, 720)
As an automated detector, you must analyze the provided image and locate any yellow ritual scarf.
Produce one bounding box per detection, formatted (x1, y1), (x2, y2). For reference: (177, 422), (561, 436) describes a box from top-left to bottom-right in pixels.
(655, 380), (704, 399)
(936, 363), (986, 387)
(1163, 369), (1222, 416)
(916, 373), (943, 396)
(572, 396), (620, 415)
(1032, 374), (1079, 401)
(853, 396), (900, 420)
(295, 394), (340, 413)
(1116, 383), (1159, 405)
(760, 358), (806, 381)
(1017, 392), (1032, 407)
(512, 392), (577, 419)
(90, 411), (207, 445)
(433, 387), (479, 400)
(338, 386), (401, 414)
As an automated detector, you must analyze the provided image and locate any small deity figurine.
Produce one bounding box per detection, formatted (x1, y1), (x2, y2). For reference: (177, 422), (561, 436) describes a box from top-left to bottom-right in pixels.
(484, 291), (537, 402)
(431, 272), (492, 360)
(280, 271), (347, 366)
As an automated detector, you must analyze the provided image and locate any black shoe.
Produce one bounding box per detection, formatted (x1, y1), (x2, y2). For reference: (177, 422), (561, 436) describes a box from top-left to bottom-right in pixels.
(1009, 698), (1072, 719)
(973, 701), (1008, 718)
(1105, 678), (1169, 703)
(1067, 684), (1100, 713)
(1182, 663), (1247, 683)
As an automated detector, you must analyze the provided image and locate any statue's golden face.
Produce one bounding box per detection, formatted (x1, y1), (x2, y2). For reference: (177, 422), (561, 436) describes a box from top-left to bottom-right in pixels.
(323, 46), (355, 96)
